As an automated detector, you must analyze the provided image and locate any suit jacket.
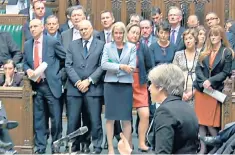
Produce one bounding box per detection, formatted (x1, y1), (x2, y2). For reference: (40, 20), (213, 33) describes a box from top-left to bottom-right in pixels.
(61, 28), (99, 50)
(23, 21), (47, 41)
(0, 32), (22, 65)
(23, 35), (66, 98)
(101, 42), (136, 83)
(0, 72), (23, 87)
(97, 30), (105, 42)
(137, 42), (153, 85)
(46, 31), (62, 44)
(194, 46), (233, 92)
(65, 37), (105, 97)
(140, 35), (157, 47)
(59, 22), (70, 33)
(152, 95), (199, 154)
(171, 26), (185, 51)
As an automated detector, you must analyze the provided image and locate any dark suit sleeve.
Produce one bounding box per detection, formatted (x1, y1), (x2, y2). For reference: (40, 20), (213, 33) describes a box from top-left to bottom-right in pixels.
(6, 33), (22, 64)
(0, 75), (5, 86)
(89, 42), (105, 84)
(65, 44), (82, 85)
(23, 44), (31, 72)
(143, 44), (153, 71)
(54, 40), (66, 60)
(195, 61), (207, 88)
(154, 107), (175, 154)
(208, 49), (232, 86)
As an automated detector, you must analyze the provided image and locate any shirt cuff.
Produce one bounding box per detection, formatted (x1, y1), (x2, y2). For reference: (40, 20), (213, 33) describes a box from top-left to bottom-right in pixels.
(74, 80), (80, 86)
(88, 77), (94, 84)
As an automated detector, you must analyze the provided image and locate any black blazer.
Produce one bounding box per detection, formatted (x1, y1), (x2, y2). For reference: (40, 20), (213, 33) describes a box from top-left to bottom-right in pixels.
(194, 46), (233, 92)
(137, 42), (153, 85)
(97, 31), (106, 42)
(171, 26), (186, 51)
(0, 72), (23, 87)
(151, 95), (199, 154)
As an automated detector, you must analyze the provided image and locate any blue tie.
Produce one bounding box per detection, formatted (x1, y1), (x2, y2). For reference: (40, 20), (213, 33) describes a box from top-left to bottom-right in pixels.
(84, 40), (89, 56)
(170, 30), (176, 44)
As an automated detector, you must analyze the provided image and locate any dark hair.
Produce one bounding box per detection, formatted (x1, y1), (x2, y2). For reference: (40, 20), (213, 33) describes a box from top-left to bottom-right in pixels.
(4, 59), (16, 68)
(151, 7), (161, 16)
(157, 20), (171, 33)
(70, 5), (86, 17)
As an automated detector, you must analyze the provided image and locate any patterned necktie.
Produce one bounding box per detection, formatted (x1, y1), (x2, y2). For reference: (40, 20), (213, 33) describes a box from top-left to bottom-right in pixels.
(170, 29), (176, 44)
(84, 40), (89, 56)
(144, 39), (149, 45)
(34, 40), (41, 83)
(106, 32), (111, 43)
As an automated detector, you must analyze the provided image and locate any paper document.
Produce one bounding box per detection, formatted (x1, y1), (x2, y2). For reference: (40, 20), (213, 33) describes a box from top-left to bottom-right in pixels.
(6, 5), (20, 14)
(203, 88), (227, 103)
(29, 62), (48, 82)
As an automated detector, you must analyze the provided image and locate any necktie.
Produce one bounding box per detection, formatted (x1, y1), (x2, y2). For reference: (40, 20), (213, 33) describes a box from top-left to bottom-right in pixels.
(171, 30), (176, 44)
(106, 32), (111, 43)
(144, 39), (149, 45)
(84, 40), (89, 56)
(34, 40), (41, 83)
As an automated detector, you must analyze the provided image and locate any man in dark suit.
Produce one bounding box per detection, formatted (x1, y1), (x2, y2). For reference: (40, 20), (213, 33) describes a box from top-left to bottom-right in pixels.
(18, 0), (53, 21)
(97, 10), (122, 149)
(23, 19), (66, 154)
(140, 19), (157, 47)
(151, 7), (162, 35)
(168, 6), (185, 51)
(59, 6), (77, 33)
(45, 15), (61, 43)
(23, 1), (48, 41)
(0, 32), (22, 66)
(65, 20), (104, 154)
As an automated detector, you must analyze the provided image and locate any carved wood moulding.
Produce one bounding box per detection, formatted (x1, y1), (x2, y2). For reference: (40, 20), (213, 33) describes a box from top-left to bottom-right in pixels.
(111, 0), (122, 22)
(126, 0), (136, 21)
(141, 0), (151, 20)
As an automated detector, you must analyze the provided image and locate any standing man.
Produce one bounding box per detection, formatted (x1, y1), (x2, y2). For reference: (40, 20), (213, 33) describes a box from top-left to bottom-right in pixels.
(45, 15), (62, 43)
(66, 20), (104, 154)
(129, 13), (142, 25)
(140, 19), (157, 47)
(60, 6), (77, 32)
(187, 14), (199, 28)
(151, 7), (162, 35)
(23, 19), (65, 154)
(168, 6), (185, 51)
(97, 10), (122, 149)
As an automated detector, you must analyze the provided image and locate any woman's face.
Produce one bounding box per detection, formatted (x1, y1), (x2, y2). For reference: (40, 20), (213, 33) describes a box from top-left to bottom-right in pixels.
(210, 33), (222, 45)
(127, 26), (140, 43)
(198, 30), (206, 45)
(157, 29), (170, 42)
(113, 27), (124, 43)
(148, 83), (161, 103)
(4, 63), (14, 78)
(184, 33), (196, 49)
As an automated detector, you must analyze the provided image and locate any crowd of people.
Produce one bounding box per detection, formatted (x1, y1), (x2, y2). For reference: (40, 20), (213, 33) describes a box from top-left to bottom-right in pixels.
(0, 0), (235, 154)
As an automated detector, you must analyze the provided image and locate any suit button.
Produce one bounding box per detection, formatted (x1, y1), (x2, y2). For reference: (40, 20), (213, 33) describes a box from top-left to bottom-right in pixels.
(81, 64), (85, 68)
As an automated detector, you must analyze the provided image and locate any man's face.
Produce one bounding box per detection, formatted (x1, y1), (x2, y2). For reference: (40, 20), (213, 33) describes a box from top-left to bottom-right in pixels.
(140, 21), (152, 38)
(168, 9), (182, 25)
(205, 13), (220, 28)
(187, 16), (199, 28)
(101, 12), (114, 29)
(33, 2), (45, 19)
(130, 16), (140, 25)
(152, 13), (162, 25)
(29, 19), (44, 39)
(46, 18), (59, 35)
(71, 9), (86, 26)
(78, 21), (93, 40)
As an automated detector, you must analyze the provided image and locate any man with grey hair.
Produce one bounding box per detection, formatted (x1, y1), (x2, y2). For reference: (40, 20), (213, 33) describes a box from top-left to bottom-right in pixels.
(60, 6), (77, 32)
(147, 64), (199, 154)
(45, 15), (61, 42)
(168, 6), (185, 51)
(129, 13), (142, 25)
(140, 19), (157, 47)
(187, 14), (199, 28)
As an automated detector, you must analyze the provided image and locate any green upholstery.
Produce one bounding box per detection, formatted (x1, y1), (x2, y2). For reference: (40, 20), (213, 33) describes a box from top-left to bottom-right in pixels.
(0, 25), (23, 50)
(0, 10), (6, 14)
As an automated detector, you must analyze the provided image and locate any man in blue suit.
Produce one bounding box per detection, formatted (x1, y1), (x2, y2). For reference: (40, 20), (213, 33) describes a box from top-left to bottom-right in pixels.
(65, 20), (104, 154)
(45, 15), (62, 43)
(23, 19), (66, 154)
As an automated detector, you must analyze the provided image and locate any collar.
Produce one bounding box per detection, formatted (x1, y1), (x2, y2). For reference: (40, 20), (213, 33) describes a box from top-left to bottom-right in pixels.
(171, 25), (180, 33)
(68, 20), (73, 28)
(73, 28), (80, 34)
(47, 32), (58, 38)
(83, 36), (93, 44)
(161, 95), (182, 105)
(34, 34), (43, 43)
(104, 29), (111, 35)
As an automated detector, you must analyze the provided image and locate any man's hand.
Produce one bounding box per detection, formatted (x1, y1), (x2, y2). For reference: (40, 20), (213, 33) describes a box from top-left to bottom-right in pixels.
(26, 69), (35, 78)
(77, 79), (90, 92)
(118, 133), (132, 155)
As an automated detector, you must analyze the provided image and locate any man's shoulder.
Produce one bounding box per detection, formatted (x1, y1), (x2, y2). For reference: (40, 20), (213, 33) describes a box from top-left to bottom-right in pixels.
(61, 29), (72, 37)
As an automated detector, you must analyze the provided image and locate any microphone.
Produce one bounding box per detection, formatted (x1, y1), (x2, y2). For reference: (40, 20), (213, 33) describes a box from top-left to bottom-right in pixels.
(53, 126), (88, 148)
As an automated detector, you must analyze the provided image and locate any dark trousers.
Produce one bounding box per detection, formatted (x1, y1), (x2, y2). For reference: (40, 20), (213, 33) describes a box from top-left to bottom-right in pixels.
(219, 124), (235, 142)
(33, 81), (62, 151)
(67, 96), (103, 151)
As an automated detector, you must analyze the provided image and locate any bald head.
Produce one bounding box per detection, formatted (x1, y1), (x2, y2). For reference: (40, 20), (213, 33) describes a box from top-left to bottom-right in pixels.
(78, 20), (93, 40)
(187, 15), (199, 28)
(29, 19), (44, 39)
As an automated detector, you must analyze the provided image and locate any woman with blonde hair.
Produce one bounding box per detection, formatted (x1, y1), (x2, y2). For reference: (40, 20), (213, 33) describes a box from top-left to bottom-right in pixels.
(173, 28), (200, 107)
(194, 25), (233, 154)
(101, 22), (136, 154)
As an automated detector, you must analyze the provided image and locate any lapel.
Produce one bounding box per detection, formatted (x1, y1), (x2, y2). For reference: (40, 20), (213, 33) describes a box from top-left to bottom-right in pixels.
(111, 43), (120, 62)
(120, 43), (129, 61)
(68, 28), (73, 42)
(204, 56), (210, 71)
(176, 27), (184, 45)
(42, 35), (46, 62)
(211, 47), (224, 71)
(29, 39), (34, 67)
(77, 39), (86, 59)
(86, 38), (97, 59)
(99, 31), (105, 42)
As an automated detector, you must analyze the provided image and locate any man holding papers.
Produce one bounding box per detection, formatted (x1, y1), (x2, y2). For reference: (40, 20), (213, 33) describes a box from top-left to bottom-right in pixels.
(23, 19), (66, 154)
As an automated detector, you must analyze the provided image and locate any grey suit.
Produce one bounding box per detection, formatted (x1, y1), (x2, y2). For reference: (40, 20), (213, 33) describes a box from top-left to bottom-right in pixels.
(65, 37), (104, 151)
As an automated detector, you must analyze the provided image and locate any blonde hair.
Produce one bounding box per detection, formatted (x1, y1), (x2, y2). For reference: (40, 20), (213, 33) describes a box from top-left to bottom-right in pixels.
(111, 22), (127, 43)
(199, 25), (233, 63)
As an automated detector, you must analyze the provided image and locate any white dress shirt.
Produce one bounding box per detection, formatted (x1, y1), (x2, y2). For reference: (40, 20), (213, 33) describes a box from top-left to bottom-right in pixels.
(72, 28), (81, 41)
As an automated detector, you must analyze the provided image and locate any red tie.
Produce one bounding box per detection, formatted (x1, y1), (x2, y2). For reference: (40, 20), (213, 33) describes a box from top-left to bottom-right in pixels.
(34, 40), (41, 83)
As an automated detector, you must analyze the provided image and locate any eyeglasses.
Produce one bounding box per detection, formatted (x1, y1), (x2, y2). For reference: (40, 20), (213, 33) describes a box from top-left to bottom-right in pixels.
(205, 17), (218, 22)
